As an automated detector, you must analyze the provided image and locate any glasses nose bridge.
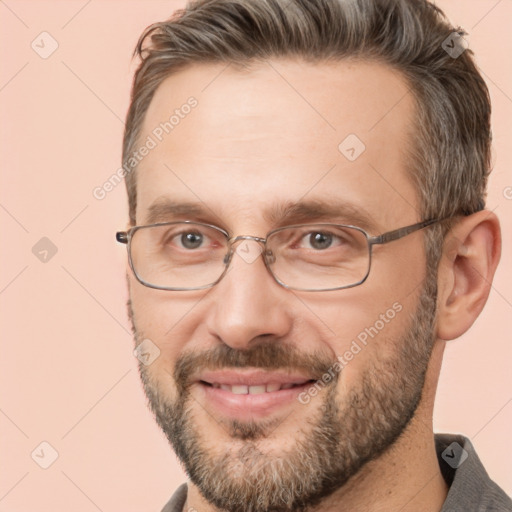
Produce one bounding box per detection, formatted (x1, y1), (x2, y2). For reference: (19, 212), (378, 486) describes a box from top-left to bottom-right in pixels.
(223, 234), (273, 268)
(228, 234), (267, 248)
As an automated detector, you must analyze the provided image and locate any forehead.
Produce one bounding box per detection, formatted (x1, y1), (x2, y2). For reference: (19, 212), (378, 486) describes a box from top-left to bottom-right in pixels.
(135, 59), (418, 232)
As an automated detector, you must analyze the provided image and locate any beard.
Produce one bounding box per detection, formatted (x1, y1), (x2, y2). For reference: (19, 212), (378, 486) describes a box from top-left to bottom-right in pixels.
(129, 278), (437, 512)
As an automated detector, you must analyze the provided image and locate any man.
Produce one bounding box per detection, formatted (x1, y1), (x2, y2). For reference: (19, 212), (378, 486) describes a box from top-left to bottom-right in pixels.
(116, 0), (511, 510)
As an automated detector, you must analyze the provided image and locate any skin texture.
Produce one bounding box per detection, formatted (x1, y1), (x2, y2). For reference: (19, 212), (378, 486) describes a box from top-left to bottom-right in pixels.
(126, 59), (501, 511)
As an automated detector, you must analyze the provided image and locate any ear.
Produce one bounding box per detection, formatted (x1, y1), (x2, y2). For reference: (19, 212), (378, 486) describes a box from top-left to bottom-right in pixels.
(436, 210), (501, 341)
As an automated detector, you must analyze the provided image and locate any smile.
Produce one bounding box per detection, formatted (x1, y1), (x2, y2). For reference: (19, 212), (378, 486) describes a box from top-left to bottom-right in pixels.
(194, 370), (319, 419)
(200, 381), (315, 394)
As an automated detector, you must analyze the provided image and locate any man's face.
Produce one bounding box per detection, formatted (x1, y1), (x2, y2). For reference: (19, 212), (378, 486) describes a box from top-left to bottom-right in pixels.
(128, 60), (438, 511)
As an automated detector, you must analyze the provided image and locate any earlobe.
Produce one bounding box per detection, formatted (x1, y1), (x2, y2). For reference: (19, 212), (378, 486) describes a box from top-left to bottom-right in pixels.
(436, 211), (501, 341)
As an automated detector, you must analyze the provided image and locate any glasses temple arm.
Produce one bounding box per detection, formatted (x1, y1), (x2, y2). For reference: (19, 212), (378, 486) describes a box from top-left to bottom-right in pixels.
(369, 218), (440, 245)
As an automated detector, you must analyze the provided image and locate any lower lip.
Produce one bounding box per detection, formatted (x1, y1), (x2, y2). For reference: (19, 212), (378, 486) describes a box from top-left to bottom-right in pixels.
(197, 381), (315, 420)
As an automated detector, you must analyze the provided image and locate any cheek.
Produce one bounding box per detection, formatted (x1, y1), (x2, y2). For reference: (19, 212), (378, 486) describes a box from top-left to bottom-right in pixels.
(334, 303), (410, 381)
(301, 281), (415, 351)
(129, 277), (196, 370)
(129, 273), (230, 379)
(309, 269), (423, 389)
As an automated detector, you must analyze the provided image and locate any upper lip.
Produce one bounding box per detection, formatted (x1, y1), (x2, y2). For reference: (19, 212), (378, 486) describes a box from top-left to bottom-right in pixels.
(196, 369), (316, 387)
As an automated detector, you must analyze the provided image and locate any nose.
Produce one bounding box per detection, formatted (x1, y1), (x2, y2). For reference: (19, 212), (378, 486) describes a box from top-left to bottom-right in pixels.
(205, 238), (293, 350)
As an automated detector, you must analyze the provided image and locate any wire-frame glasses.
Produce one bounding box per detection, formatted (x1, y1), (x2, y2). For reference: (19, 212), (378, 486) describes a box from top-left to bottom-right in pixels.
(116, 218), (444, 292)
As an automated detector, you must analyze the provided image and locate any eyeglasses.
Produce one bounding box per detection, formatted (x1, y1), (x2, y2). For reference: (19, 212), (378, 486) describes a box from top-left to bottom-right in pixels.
(116, 218), (444, 292)
(116, 219), (445, 292)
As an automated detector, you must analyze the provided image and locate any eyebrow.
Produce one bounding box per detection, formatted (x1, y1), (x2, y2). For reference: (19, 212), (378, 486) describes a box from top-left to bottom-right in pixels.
(264, 199), (378, 232)
(144, 197), (379, 233)
(145, 199), (211, 225)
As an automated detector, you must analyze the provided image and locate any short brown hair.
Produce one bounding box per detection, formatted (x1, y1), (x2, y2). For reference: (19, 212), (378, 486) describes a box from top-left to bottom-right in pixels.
(123, 0), (491, 245)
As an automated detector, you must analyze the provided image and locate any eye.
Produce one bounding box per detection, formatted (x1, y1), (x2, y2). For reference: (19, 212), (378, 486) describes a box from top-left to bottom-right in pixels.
(160, 228), (211, 250)
(304, 231), (335, 250)
(177, 231), (204, 249)
(297, 230), (347, 251)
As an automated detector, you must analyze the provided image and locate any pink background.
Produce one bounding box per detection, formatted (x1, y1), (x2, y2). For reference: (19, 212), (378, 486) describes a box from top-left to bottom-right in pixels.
(1, 1), (510, 510)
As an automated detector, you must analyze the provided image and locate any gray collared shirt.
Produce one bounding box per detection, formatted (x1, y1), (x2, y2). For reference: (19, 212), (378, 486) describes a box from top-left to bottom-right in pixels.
(161, 434), (512, 511)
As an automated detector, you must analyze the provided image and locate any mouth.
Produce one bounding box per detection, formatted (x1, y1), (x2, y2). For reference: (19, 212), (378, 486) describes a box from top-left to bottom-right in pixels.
(194, 370), (319, 420)
(199, 380), (316, 394)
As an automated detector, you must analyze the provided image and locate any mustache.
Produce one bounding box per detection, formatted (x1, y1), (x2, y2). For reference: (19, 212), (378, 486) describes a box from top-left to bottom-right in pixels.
(173, 340), (337, 394)
(128, 296), (339, 393)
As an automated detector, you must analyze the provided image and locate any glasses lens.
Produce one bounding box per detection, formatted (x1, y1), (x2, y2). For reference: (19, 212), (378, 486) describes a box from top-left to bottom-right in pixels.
(266, 224), (370, 290)
(130, 223), (228, 289)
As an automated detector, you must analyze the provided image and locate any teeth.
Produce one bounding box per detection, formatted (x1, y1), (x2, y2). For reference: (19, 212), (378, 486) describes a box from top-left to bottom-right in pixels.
(231, 385), (249, 394)
(211, 382), (305, 393)
(248, 385), (266, 395)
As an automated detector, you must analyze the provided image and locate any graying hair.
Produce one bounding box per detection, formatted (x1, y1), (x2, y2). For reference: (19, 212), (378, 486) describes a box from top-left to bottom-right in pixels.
(123, 0), (491, 274)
